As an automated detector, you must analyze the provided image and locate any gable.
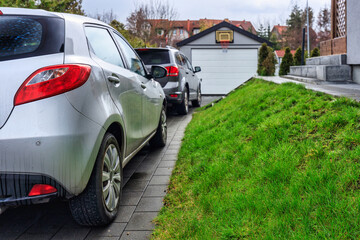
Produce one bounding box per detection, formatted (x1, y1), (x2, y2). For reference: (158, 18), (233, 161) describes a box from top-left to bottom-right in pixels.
(189, 27), (262, 45)
(177, 21), (270, 47)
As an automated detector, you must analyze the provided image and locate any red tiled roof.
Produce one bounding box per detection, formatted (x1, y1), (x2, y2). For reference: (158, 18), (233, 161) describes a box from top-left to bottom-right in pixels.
(275, 50), (296, 58)
(148, 18), (257, 35)
(272, 25), (288, 35)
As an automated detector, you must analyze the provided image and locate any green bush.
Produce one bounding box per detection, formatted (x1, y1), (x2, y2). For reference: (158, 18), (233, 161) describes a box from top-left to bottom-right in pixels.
(311, 47), (320, 57)
(262, 51), (277, 76)
(293, 47), (302, 66)
(257, 44), (277, 76)
(279, 47), (293, 75)
(257, 43), (269, 75)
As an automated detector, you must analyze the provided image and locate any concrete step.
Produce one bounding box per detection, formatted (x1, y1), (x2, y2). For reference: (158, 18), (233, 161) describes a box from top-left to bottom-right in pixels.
(289, 65), (352, 82)
(290, 66), (317, 78)
(283, 75), (325, 85)
(306, 54), (347, 66)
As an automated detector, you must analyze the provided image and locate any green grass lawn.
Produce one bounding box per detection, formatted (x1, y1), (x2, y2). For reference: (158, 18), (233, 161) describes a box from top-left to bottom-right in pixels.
(152, 79), (360, 239)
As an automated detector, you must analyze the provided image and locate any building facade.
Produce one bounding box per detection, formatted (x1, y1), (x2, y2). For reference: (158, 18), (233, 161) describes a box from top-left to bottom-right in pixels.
(149, 18), (257, 47)
(177, 21), (269, 95)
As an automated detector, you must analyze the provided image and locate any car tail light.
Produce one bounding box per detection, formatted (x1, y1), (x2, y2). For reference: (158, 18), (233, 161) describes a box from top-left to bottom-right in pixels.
(0, 10), (3, 15)
(170, 94), (178, 98)
(165, 66), (179, 77)
(28, 184), (57, 196)
(136, 48), (149, 51)
(14, 64), (91, 106)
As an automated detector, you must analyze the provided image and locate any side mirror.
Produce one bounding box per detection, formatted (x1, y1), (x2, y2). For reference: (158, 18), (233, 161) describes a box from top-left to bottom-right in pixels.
(151, 65), (167, 79)
(194, 66), (201, 73)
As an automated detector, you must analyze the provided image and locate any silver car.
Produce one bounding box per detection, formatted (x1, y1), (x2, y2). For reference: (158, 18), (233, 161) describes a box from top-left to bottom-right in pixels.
(0, 8), (168, 226)
(136, 47), (202, 115)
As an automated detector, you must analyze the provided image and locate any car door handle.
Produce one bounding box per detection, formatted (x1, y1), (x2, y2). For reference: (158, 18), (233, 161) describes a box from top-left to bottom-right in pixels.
(141, 83), (147, 89)
(107, 76), (120, 84)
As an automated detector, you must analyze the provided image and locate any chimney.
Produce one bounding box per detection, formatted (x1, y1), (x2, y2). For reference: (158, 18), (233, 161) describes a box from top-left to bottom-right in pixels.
(187, 19), (190, 32)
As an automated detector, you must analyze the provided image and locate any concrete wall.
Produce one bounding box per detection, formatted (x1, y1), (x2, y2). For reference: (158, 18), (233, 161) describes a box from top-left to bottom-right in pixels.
(347, 0), (360, 83)
(347, 0), (360, 65)
(179, 27), (262, 62)
(353, 66), (360, 84)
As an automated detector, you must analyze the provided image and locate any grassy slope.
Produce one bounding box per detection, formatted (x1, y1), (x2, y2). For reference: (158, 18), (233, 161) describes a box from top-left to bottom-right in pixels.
(152, 79), (360, 239)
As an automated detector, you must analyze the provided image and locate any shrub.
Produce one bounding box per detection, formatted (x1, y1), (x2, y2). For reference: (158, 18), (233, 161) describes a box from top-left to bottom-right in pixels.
(279, 47), (293, 76)
(257, 43), (269, 75)
(293, 47), (302, 66)
(311, 47), (320, 57)
(262, 51), (277, 76)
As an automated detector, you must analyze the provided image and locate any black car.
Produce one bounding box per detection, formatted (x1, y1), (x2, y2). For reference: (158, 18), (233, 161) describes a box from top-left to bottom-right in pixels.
(136, 47), (202, 115)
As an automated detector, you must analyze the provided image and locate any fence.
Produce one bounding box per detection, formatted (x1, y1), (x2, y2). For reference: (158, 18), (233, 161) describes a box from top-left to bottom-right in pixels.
(321, 0), (347, 56)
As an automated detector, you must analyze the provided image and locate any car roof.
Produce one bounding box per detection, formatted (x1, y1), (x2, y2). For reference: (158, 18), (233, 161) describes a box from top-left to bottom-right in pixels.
(0, 7), (109, 27)
(135, 47), (178, 52)
(0, 7), (60, 17)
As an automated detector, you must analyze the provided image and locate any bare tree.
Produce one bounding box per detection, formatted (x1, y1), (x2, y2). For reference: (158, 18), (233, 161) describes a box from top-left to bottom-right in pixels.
(126, 0), (178, 46)
(317, 5), (331, 42)
(88, 9), (117, 24)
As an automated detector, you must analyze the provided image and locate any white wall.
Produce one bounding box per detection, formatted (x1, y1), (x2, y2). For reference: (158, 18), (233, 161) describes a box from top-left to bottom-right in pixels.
(347, 0), (360, 65)
(179, 27), (262, 62)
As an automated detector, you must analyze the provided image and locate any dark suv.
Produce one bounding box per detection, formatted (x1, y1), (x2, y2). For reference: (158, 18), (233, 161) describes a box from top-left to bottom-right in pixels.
(136, 47), (202, 115)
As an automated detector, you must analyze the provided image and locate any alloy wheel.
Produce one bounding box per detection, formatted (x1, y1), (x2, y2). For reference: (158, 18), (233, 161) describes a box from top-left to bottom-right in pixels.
(197, 89), (201, 105)
(184, 91), (188, 112)
(161, 109), (167, 143)
(102, 144), (121, 212)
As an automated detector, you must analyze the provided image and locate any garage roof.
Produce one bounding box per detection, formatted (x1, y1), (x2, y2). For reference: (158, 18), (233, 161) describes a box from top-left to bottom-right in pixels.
(176, 21), (271, 47)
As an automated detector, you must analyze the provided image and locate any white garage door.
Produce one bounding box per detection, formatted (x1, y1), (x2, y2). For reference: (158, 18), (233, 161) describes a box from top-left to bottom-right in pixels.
(192, 49), (258, 95)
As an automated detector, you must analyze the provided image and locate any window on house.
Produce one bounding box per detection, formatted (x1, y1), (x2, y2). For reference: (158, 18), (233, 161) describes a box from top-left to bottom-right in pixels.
(180, 29), (183, 35)
(193, 28), (200, 35)
(172, 29), (177, 35)
(156, 29), (164, 36)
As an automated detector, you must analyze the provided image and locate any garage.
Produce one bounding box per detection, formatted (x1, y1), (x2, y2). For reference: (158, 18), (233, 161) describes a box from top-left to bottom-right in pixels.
(177, 21), (269, 95)
(191, 48), (258, 94)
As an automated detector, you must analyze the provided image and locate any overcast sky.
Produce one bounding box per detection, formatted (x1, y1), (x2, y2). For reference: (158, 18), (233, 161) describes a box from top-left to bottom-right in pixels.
(82, 0), (331, 29)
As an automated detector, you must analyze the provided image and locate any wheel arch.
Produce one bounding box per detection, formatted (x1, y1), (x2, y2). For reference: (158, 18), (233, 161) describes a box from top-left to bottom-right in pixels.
(162, 98), (167, 109)
(105, 122), (125, 160)
(184, 82), (190, 95)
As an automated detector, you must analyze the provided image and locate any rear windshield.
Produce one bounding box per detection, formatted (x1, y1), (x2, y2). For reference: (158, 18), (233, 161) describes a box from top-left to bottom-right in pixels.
(136, 49), (170, 65)
(0, 16), (65, 61)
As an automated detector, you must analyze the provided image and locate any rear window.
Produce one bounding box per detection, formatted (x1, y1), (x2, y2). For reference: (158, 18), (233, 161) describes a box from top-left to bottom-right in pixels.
(136, 49), (170, 65)
(0, 16), (65, 61)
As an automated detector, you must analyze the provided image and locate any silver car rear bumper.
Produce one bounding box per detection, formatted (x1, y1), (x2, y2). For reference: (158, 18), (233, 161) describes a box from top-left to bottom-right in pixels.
(0, 94), (105, 197)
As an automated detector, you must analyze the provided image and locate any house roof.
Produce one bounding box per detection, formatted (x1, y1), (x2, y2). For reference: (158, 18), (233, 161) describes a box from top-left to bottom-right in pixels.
(275, 50), (296, 58)
(176, 21), (271, 47)
(272, 25), (288, 35)
(148, 18), (257, 35)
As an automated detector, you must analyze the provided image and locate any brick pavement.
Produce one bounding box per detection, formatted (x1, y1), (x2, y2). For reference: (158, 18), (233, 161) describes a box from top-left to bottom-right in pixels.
(0, 96), (220, 240)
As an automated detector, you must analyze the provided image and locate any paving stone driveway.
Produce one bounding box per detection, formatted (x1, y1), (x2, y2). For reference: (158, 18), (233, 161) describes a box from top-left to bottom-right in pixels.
(0, 96), (219, 240)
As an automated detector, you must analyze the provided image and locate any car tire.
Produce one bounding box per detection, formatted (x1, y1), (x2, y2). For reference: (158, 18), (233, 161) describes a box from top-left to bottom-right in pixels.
(192, 87), (201, 107)
(177, 88), (189, 115)
(149, 105), (167, 148)
(69, 133), (122, 226)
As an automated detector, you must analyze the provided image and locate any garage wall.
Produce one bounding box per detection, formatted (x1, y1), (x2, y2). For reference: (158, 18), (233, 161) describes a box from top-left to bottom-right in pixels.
(178, 26), (263, 95)
(192, 49), (258, 95)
